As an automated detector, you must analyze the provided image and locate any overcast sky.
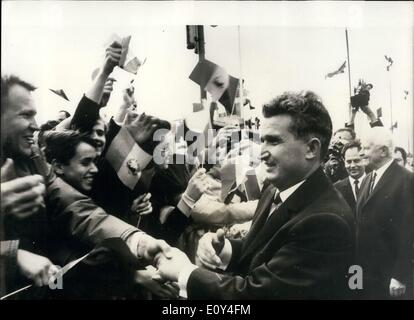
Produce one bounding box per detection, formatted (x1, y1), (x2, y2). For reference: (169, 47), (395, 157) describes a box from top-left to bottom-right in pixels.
(2, 1), (413, 151)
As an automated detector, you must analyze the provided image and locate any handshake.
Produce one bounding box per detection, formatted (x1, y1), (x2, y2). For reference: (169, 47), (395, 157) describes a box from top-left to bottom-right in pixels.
(151, 229), (227, 285)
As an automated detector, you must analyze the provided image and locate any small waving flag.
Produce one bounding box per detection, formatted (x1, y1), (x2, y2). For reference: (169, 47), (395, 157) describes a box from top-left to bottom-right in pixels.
(192, 102), (204, 113)
(189, 59), (230, 102)
(49, 89), (69, 101)
(219, 75), (240, 116)
(385, 55), (393, 71)
(391, 121), (398, 130)
(123, 57), (146, 75)
(325, 61), (346, 79)
(105, 127), (152, 190)
(404, 90), (409, 100)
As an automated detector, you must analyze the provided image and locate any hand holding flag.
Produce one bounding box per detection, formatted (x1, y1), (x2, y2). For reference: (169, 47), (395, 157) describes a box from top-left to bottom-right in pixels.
(124, 112), (171, 154)
(102, 41), (123, 76)
(104, 34), (146, 75)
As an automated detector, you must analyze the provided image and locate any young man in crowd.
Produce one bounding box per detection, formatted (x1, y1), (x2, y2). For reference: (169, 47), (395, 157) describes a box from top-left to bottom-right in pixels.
(334, 140), (366, 216)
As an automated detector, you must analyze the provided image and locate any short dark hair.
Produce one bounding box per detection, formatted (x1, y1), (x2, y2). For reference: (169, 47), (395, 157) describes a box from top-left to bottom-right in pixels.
(342, 140), (362, 158)
(334, 128), (356, 140)
(262, 91), (333, 159)
(1, 75), (36, 114)
(43, 130), (97, 165)
(59, 110), (71, 118)
(394, 146), (407, 165)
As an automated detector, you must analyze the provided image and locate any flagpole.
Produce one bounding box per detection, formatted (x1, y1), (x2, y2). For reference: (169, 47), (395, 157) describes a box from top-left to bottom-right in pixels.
(345, 29), (352, 119)
(389, 71), (394, 133)
(234, 25), (244, 122)
(407, 97), (411, 153)
(197, 25), (207, 100)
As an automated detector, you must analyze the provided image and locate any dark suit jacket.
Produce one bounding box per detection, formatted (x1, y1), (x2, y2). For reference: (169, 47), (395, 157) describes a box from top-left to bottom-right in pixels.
(356, 160), (414, 298)
(186, 167), (355, 299)
(334, 177), (357, 216)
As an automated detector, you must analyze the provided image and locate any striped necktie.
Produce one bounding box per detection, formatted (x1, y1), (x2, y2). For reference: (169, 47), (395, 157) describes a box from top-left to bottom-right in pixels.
(267, 192), (282, 220)
(369, 172), (377, 195)
(354, 179), (360, 198)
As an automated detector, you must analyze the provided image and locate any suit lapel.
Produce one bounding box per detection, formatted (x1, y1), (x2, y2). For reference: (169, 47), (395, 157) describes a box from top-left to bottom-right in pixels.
(240, 201), (291, 262)
(358, 161), (397, 211)
(367, 161), (396, 201)
(242, 185), (275, 249)
(239, 167), (331, 263)
(356, 173), (371, 213)
(344, 179), (356, 207)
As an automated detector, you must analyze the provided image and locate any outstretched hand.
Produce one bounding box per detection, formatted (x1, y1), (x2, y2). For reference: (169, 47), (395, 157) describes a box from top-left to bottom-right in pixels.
(124, 112), (171, 154)
(195, 229), (225, 270)
(154, 247), (193, 282)
(136, 233), (172, 264)
(17, 249), (60, 287)
(135, 266), (179, 299)
(183, 168), (211, 202)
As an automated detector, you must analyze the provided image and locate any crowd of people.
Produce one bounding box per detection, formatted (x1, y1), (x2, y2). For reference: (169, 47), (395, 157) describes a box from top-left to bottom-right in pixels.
(1, 39), (413, 300)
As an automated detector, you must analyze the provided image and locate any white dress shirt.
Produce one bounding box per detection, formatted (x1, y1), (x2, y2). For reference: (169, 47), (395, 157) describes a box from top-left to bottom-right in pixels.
(348, 173), (366, 200)
(371, 158), (394, 190)
(269, 180), (306, 217)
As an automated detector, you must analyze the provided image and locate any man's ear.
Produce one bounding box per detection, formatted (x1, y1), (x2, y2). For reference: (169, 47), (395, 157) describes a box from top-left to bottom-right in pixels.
(305, 137), (322, 160)
(379, 146), (389, 158)
(51, 159), (64, 176)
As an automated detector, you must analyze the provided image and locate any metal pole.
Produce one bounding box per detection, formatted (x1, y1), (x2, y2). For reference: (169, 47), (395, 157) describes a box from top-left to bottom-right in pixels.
(235, 25), (243, 119)
(389, 74), (393, 133)
(345, 29), (352, 119)
(197, 25), (207, 100)
(407, 97), (412, 153)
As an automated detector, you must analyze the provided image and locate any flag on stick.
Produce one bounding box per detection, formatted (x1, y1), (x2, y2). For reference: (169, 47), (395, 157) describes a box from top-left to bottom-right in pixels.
(219, 76), (240, 115)
(192, 102), (204, 113)
(404, 90), (409, 100)
(105, 34), (146, 75)
(385, 55), (393, 71)
(49, 89), (69, 101)
(189, 59), (230, 101)
(325, 61), (346, 79)
(124, 57), (146, 75)
(105, 127), (152, 190)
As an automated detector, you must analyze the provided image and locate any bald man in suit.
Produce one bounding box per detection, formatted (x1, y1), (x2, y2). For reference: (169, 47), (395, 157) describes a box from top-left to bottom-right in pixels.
(357, 127), (414, 299)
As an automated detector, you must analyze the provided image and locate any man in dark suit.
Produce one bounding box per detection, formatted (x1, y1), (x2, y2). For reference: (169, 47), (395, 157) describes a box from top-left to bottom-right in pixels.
(356, 127), (414, 299)
(154, 91), (355, 299)
(334, 140), (366, 216)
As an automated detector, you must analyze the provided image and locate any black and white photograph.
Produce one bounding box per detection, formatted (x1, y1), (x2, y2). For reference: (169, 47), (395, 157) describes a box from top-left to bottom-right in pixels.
(1, 0), (413, 304)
